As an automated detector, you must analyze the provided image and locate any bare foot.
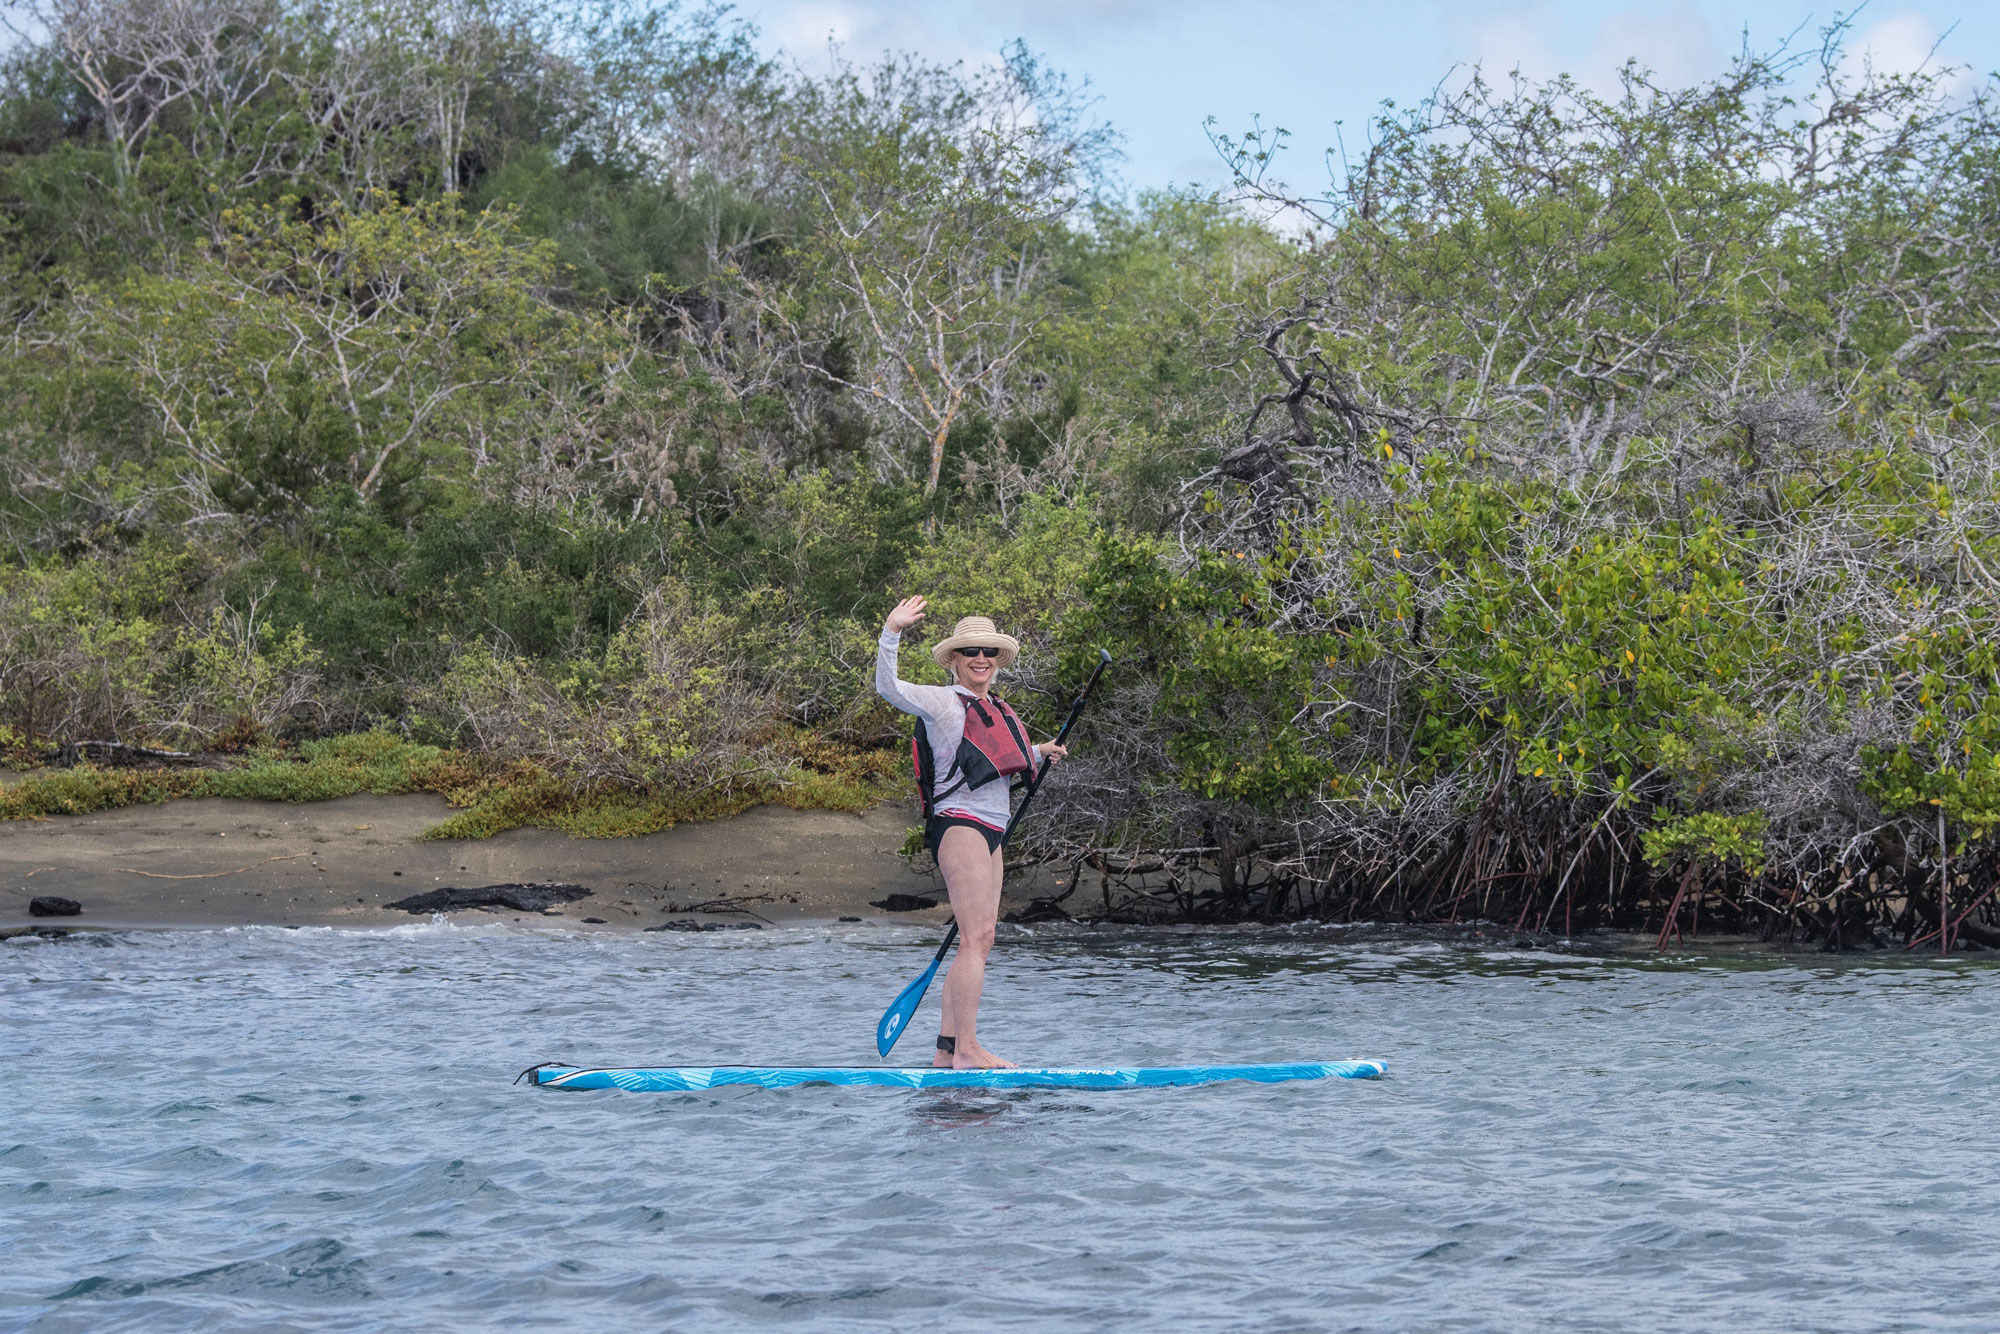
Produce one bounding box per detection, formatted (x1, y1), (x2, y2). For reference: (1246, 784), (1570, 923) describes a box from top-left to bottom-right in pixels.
(952, 1044), (1018, 1070)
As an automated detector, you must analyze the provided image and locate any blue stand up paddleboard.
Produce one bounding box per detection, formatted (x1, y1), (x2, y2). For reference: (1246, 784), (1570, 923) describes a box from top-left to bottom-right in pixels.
(520, 1060), (1386, 1092)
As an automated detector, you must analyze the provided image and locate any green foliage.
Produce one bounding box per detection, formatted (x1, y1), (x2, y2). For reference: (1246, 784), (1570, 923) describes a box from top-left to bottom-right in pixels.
(422, 582), (761, 791)
(1070, 425), (2000, 889)
(0, 731), (455, 818)
(899, 494), (1103, 737)
(1070, 531), (1334, 805)
(0, 726), (901, 836)
(902, 494), (1101, 645)
(1859, 623), (2000, 843)
(5, 0), (2000, 928)
(1642, 812), (1768, 876)
(0, 541), (326, 748)
(1049, 193), (1285, 508)
(168, 608), (324, 736)
(419, 730), (902, 839)
(0, 559), (163, 744)
(693, 472), (930, 619)
(472, 147), (764, 301)
(64, 194), (611, 521)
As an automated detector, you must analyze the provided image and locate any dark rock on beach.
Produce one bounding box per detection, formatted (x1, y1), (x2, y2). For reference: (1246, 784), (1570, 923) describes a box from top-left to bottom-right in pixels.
(644, 919), (763, 932)
(29, 896), (82, 917)
(51, 740), (227, 770)
(385, 883), (593, 914)
(1004, 899), (1072, 924)
(839, 915), (861, 922)
(869, 894), (938, 912)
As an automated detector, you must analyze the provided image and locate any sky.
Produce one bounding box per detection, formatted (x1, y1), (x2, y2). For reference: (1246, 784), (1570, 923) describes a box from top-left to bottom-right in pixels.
(735, 1), (2000, 197)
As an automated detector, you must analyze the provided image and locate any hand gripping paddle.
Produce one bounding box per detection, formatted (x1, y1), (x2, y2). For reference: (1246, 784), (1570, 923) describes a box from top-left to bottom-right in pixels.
(876, 648), (1112, 1056)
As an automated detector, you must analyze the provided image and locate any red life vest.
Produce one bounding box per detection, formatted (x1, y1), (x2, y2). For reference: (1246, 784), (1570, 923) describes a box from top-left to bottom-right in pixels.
(911, 693), (1036, 818)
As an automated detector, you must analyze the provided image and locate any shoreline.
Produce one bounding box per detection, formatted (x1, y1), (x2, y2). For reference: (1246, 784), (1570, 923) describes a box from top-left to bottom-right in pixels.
(1, 791), (1951, 957)
(2, 793), (983, 933)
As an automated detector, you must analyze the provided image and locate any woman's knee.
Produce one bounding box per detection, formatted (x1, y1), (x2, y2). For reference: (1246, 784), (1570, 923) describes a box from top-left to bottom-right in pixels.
(959, 920), (997, 955)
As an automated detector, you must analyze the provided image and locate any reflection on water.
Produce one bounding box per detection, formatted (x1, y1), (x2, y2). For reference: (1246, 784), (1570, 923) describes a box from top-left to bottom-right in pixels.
(906, 1092), (1022, 1129)
(4, 920), (2000, 1331)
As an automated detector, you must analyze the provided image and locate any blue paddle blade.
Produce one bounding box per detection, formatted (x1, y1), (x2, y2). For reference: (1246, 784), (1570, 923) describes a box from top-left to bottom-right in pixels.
(876, 957), (942, 1056)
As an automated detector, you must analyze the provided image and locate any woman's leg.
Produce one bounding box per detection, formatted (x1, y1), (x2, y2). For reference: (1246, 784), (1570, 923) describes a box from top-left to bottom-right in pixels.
(960, 840), (1011, 1067)
(936, 825), (1013, 1069)
(933, 828), (964, 1067)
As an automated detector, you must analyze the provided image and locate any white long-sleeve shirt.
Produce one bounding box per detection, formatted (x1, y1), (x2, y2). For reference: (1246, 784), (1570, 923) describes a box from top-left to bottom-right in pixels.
(876, 628), (1039, 831)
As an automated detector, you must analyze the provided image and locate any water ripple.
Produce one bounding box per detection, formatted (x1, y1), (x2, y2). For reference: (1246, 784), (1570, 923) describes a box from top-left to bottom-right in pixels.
(5, 925), (2000, 1330)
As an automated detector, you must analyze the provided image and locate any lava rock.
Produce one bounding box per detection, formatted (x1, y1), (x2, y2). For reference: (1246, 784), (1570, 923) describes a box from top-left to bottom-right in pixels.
(29, 896), (82, 918)
(385, 883), (593, 914)
(1005, 900), (1072, 924)
(838, 915), (862, 923)
(580, 917), (607, 925)
(644, 919), (763, 932)
(869, 894), (938, 912)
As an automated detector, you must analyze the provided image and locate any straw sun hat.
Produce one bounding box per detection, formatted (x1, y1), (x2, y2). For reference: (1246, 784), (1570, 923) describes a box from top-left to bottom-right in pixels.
(929, 615), (1020, 669)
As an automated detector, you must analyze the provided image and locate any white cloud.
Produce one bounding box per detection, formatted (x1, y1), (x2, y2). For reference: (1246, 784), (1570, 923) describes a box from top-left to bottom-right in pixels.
(1450, 1), (1725, 95)
(1856, 10), (1980, 91)
(1819, 11), (1977, 99)
(1591, 3), (1723, 89)
(763, 1), (862, 54)
(1171, 150), (1227, 189)
(1455, 2), (1566, 86)
(751, 1), (1000, 74)
(998, 0), (1174, 36)
(1853, 10), (1944, 77)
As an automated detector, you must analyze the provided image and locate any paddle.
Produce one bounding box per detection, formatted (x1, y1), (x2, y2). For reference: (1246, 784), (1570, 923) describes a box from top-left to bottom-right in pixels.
(875, 648), (1113, 1057)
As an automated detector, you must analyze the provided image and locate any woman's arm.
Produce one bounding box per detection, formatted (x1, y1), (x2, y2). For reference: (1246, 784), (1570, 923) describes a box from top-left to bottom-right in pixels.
(875, 595), (955, 719)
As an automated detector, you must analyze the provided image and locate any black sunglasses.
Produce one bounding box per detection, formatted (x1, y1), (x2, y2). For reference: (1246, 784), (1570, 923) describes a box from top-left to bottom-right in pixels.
(956, 646), (1003, 659)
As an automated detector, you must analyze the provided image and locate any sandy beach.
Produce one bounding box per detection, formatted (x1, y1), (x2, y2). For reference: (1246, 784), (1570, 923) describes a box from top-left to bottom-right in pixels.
(0, 795), (1022, 933)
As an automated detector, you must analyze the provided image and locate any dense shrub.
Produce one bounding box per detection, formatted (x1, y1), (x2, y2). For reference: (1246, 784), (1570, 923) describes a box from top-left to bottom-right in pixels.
(3, 1), (1999, 944)
(423, 583), (767, 792)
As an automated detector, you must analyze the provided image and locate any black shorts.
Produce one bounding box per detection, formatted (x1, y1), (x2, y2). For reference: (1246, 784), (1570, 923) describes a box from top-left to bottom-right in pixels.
(925, 814), (1006, 858)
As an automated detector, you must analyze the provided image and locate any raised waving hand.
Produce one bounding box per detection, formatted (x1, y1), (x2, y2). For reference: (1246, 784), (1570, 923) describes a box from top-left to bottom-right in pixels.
(884, 595), (927, 634)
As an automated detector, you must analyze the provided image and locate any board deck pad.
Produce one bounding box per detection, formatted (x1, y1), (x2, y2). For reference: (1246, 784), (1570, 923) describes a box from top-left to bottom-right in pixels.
(524, 1060), (1386, 1092)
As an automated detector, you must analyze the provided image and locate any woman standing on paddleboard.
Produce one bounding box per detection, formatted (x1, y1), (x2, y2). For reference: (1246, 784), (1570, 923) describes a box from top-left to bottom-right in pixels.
(877, 597), (1065, 1070)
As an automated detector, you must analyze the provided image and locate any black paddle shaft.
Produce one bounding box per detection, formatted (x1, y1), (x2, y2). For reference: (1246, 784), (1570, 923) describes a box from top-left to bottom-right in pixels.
(934, 648), (1112, 960)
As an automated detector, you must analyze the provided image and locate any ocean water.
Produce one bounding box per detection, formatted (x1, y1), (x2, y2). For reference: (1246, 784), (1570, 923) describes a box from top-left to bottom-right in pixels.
(4, 921), (1998, 1332)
